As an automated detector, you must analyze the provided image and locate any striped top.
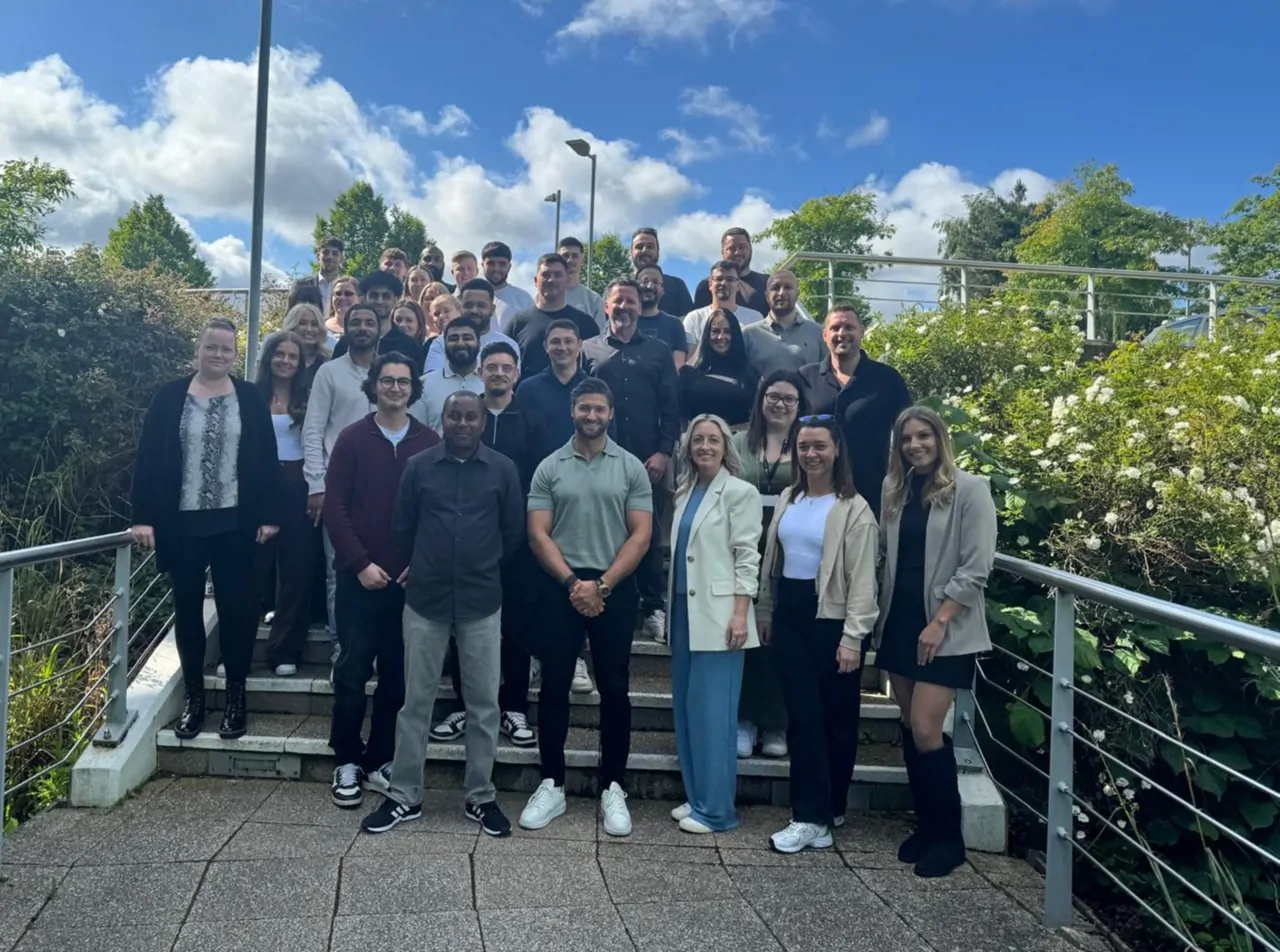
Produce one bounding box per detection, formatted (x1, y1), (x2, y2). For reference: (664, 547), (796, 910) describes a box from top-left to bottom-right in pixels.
(178, 391), (241, 511)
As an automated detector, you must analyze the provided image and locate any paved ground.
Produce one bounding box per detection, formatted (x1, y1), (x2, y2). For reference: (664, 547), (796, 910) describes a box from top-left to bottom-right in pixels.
(0, 777), (1108, 952)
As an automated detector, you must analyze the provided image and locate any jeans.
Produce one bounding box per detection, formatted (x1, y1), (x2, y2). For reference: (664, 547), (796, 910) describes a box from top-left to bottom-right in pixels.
(322, 527), (338, 642)
(388, 605), (502, 807)
(773, 577), (864, 825)
(535, 568), (637, 789)
(170, 530), (257, 685)
(637, 486), (669, 615)
(328, 573), (405, 769)
(255, 461), (315, 666)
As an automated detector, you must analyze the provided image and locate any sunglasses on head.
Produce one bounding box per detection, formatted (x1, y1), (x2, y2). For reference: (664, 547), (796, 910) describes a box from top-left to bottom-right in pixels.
(798, 414), (835, 424)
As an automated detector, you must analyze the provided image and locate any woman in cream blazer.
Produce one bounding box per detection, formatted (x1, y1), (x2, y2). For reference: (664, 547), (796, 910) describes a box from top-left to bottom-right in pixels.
(876, 405), (996, 879)
(666, 414), (763, 834)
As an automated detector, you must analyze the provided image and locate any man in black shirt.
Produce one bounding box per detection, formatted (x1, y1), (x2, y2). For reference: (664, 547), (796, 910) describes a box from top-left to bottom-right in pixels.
(631, 228), (694, 317)
(330, 271), (426, 373)
(419, 244), (455, 292)
(798, 302), (911, 517)
(581, 278), (680, 639)
(694, 227), (769, 315)
(635, 265), (689, 369)
(504, 254), (598, 378)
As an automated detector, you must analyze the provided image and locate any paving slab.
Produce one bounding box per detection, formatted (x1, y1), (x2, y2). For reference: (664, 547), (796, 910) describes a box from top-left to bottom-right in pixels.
(346, 829), (476, 858)
(600, 858), (734, 904)
(749, 890), (931, 952)
(475, 835), (596, 858)
(710, 804), (792, 851)
(968, 852), (1048, 889)
(599, 841), (722, 865)
(0, 867), (68, 922)
(215, 820), (357, 861)
(35, 862), (202, 927)
(250, 782), (357, 828)
(173, 916), (331, 952)
(834, 814), (914, 853)
(330, 911), (482, 952)
(596, 800), (716, 848)
(474, 854), (609, 909)
(14, 923), (180, 952)
(187, 857), (339, 922)
(339, 854), (472, 915)
(879, 883), (1082, 952)
(856, 866), (989, 893)
(479, 904), (636, 952)
(0, 919), (27, 952)
(149, 777), (282, 812)
(719, 846), (848, 868)
(495, 792), (598, 841)
(1, 809), (122, 866)
(617, 898), (782, 952)
(727, 863), (869, 900)
(74, 810), (242, 865)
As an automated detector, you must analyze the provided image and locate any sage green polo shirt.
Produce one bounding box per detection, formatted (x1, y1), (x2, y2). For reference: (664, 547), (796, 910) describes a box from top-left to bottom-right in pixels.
(527, 437), (653, 572)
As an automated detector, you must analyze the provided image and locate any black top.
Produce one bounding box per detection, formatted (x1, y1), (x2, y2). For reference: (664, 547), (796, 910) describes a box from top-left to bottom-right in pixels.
(798, 352), (912, 516)
(516, 368), (618, 447)
(394, 442), (525, 623)
(481, 395), (553, 493)
(580, 332), (681, 459)
(658, 275), (695, 318)
(885, 471), (930, 636)
(678, 366), (756, 426)
(505, 304), (597, 378)
(637, 311), (688, 354)
(331, 325), (425, 375)
(694, 269), (770, 316)
(131, 376), (281, 572)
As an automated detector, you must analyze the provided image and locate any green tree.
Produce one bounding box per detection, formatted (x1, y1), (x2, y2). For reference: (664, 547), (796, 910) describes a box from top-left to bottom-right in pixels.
(755, 189), (893, 318)
(104, 194), (214, 287)
(583, 233), (635, 295)
(1213, 164), (1280, 279)
(313, 181), (430, 276)
(935, 180), (1049, 299)
(0, 158), (74, 260)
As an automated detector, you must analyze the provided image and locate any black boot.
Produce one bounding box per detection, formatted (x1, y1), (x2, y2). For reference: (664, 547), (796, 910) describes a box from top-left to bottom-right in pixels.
(914, 740), (966, 878)
(218, 680), (248, 740)
(897, 725), (931, 864)
(174, 681), (206, 739)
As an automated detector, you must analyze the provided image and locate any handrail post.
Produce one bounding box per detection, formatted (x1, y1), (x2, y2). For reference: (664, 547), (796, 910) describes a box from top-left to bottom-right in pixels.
(1085, 274), (1097, 340)
(959, 266), (968, 307)
(94, 544), (137, 746)
(0, 566), (13, 857)
(1207, 281), (1218, 341)
(827, 260), (835, 314)
(952, 684), (979, 770)
(1044, 590), (1076, 927)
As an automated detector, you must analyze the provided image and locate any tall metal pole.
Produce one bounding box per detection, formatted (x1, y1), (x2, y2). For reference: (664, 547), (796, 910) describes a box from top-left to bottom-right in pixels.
(554, 190), (562, 249)
(245, 0), (273, 381)
(586, 154), (596, 291)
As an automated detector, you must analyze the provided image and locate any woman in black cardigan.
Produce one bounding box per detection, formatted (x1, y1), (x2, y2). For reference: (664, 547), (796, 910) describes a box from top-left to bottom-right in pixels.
(130, 319), (281, 740)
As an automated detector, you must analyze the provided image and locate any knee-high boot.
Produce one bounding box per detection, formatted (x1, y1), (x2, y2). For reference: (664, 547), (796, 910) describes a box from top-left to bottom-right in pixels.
(896, 725), (930, 863)
(913, 737), (965, 878)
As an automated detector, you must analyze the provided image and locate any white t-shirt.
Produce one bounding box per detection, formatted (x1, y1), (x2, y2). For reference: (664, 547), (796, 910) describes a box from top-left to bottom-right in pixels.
(495, 284), (535, 316)
(272, 413), (304, 462)
(778, 493), (837, 580)
(377, 420), (410, 447)
(424, 329), (520, 374)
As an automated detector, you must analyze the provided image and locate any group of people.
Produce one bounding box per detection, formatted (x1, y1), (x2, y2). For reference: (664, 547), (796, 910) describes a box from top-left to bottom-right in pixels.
(128, 225), (996, 875)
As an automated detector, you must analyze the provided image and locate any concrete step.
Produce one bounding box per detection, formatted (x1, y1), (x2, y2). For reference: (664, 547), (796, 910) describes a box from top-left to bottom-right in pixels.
(156, 718), (910, 810)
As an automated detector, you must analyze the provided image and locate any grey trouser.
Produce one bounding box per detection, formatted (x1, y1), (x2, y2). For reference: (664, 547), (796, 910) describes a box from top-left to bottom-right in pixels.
(387, 604), (502, 807)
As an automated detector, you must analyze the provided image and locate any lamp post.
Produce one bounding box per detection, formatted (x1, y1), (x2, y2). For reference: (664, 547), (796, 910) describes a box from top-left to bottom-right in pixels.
(245, 0), (273, 380)
(545, 190), (562, 249)
(565, 139), (596, 289)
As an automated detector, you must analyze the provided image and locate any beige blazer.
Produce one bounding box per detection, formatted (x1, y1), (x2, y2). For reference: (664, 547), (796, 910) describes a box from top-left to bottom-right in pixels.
(667, 468), (764, 651)
(757, 488), (880, 651)
(874, 468), (997, 657)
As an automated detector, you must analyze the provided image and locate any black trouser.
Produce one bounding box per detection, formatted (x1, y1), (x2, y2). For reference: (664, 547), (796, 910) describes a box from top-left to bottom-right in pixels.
(773, 576), (864, 825)
(445, 548), (532, 715)
(534, 568), (637, 788)
(169, 529), (257, 685)
(253, 461), (315, 666)
(329, 572), (405, 769)
(637, 484), (668, 615)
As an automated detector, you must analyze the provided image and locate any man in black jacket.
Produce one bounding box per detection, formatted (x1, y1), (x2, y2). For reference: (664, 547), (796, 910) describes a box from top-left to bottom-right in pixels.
(330, 271), (426, 373)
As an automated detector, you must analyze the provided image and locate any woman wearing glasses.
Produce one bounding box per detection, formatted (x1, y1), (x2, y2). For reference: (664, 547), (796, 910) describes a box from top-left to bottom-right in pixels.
(756, 414), (878, 853)
(876, 407), (995, 878)
(730, 371), (809, 759)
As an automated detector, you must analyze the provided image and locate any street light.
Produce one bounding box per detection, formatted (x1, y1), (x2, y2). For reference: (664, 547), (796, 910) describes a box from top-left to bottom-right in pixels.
(545, 190), (562, 250)
(245, 0), (273, 379)
(565, 138), (596, 289)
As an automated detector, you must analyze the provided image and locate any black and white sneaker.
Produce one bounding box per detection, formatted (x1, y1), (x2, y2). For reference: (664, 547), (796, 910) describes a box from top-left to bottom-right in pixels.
(361, 799), (422, 834)
(501, 711), (536, 747)
(363, 762), (392, 794)
(331, 763), (365, 808)
(429, 711), (466, 742)
(465, 800), (512, 837)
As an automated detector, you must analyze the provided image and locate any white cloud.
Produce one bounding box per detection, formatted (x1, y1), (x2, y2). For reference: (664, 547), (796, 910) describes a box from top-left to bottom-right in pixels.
(990, 168), (1055, 202)
(512, 0), (551, 13)
(660, 128), (723, 165)
(555, 0), (779, 45)
(846, 112), (890, 149)
(377, 104), (474, 138)
(678, 86), (771, 152)
(816, 116), (838, 140)
(658, 193), (785, 268)
(196, 234), (289, 287)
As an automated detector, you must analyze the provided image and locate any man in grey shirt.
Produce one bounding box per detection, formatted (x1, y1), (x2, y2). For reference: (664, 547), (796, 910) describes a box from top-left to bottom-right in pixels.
(558, 236), (607, 332)
(743, 270), (827, 376)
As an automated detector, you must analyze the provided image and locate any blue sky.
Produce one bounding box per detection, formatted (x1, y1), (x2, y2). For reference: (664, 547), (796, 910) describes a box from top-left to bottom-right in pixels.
(1, 0), (1276, 293)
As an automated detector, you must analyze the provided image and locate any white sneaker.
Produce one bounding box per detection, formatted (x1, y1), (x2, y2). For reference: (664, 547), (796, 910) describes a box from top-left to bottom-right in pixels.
(770, 820), (833, 854)
(571, 658), (594, 694)
(215, 663), (226, 679)
(737, 721), (757, 759)
(601, 782), (631, 837)
(519, 779), (567, 830)
(760, 730), (787, 758)
(643, 610), (667, 643)
(671, 802), (693, 822)
(274, 663), (298, 677)
(679, 816), (713, 834)
(264, 610), (276, 624)
(363, 762), (392, 794)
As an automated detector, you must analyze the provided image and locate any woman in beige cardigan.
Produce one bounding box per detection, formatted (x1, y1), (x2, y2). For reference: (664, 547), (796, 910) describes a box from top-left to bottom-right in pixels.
(876, 406), (996, 878)
(667, 414), (763, 834)
(757, 415), (879, 853)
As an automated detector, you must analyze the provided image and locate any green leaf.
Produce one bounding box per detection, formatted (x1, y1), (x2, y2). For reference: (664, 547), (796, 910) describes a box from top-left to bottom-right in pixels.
(1007, 701), (1046, 749)
(1190, 763), (1228, 798)
(1238, 797), (1279, 831)
(1027, 635), (1054, 654)
(1073, 629), (1102, 670)
(1190, 687), (1224, 713)
(1031, 677), (1054, 709)
(1182, 713), (1237, 738)
(1109, 648), (1144, 676)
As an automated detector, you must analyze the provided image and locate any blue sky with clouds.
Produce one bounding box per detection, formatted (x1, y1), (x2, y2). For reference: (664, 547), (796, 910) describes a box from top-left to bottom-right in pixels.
(1, 0), (1276, 293)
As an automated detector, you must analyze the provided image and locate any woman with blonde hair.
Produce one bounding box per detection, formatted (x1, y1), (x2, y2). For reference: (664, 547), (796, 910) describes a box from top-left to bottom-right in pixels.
(418, 281), (451, 339)
(281, 302), (329, 386)
(324, 276), (360, 349)
(666, 414), (762, 834)
(876, 406), (996, 878)
(404, 266), (432, 304)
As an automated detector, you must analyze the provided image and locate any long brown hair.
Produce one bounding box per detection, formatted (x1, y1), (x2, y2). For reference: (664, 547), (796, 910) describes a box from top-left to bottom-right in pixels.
(882, 406), (957, 520)
(391, 299), (428, 343)
(789, 416), (857, 500)
(255, 330), (309, 426)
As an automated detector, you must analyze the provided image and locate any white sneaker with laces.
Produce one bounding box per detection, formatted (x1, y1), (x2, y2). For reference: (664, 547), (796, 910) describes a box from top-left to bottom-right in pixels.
(671, 802), (693, 822)
(274, 663), (298, 677)
(501, 711), (536, 747)
(363, 762), (392, 794)
(737, 721), (757, 759)
(519, 779), (567, 830)
(601, 782), (632, 837)
(215, 663), (226, 680)
(760, 729), (787, 757)
(571, 658), (594, 694)
(643, 610), (667, 643)
(770, 820), (833, 854)
(429, 711), (467, 742)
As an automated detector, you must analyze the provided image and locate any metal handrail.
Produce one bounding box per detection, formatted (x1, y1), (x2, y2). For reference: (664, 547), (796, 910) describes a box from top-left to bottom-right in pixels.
(0, 531), (134, 572)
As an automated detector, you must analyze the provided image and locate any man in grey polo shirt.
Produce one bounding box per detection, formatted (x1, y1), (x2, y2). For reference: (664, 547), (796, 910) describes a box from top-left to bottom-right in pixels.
(743, 270), (827, 376)
(519, 378), (653, 838)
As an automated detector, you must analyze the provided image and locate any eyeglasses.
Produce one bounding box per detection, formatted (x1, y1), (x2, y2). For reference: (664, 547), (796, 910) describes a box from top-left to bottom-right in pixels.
(378, 376), (414, 390)
(763, 393), (799, 408)
(798, 414), (835, 424)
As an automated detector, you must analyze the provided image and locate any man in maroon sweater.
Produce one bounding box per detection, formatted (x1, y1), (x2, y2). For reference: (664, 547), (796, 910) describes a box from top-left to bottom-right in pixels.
(322, 351), (439, 809)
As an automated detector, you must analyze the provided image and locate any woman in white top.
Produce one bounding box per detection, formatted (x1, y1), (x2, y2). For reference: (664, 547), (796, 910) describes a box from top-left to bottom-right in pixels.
(252, 331), (315, 677)
(756, 415), (879, 853)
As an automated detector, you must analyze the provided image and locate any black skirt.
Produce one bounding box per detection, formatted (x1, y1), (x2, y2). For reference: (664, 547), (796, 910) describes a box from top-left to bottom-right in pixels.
(877, 574), (977, 690)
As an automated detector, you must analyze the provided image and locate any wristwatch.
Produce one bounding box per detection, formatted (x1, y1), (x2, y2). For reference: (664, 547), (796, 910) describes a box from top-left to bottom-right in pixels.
(596, 580), (612, 599)
(562, 573), (580, 589)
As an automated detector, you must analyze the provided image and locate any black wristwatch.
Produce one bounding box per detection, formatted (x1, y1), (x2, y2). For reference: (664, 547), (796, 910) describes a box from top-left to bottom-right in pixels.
(562, 573), (580, 590)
